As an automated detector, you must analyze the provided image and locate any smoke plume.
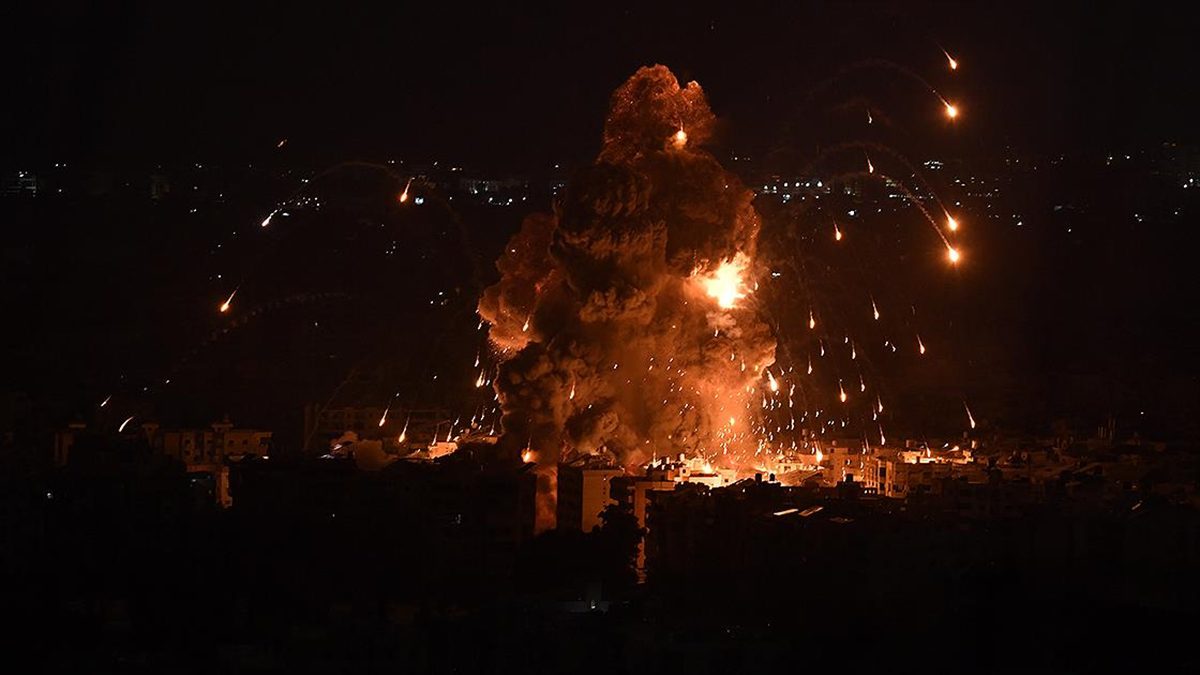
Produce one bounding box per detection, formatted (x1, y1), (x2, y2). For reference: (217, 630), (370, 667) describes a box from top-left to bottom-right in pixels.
(478, 66), (777, 524)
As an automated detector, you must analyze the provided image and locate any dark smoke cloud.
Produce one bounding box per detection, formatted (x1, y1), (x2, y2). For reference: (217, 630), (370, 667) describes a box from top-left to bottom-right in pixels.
(479, 66), (777, 524)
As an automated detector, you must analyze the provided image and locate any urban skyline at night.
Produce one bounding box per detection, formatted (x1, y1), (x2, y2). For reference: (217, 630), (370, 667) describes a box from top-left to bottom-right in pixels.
(2, 2), (1197, 673)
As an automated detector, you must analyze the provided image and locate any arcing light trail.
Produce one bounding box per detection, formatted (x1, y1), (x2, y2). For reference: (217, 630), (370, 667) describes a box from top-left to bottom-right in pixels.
(100, 46), (978, 478)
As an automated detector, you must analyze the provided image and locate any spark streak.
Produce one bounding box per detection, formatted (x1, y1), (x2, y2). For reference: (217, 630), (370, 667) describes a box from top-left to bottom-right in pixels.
(219, 289), (237, 313)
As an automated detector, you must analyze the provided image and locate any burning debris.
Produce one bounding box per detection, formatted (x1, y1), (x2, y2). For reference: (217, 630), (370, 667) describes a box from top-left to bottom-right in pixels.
(479, 66), (777, 525)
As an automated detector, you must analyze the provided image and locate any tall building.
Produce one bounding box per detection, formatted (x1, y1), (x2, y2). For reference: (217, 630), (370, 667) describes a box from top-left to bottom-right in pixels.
(557, 457), (624, 532)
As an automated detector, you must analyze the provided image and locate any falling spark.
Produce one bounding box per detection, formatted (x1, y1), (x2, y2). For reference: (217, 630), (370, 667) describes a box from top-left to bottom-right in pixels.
(917, 335), (927, 355)
(522, 449), (535, 463)
(398, 416), (410, 443)
(118, 415), (134, 432)
(866, 108), (873, 125)
(474, 352), (480, 368)
(522, 313), (532, 332)
(276, 138), (288, 148)
(946, 213), (959, 232)
(673, 127), (688, 148)
(767, 371), (779, 393)
(100, 395), (112, 408)
(876, 396), (884, 414)
(834, 223), (843, 241)
(947, 245), (961, 264)
(569, 378), (576, 400)
(475, 371), (486, 388)
(807, 357), (813, 375)
(378, 407), (389, 427)
(809, 311), (816, 330)
(964, 401), (977, 429)
(839, 380), (848, 403)
(398, 177), (413, 203)
(871, 297), (880, 321)
(944, 102), (958, 119)
(859, 374), (866, 392)
(866, 154), (875, 173)
(219, 289), (237, 313)
(260, 210), (276, 228)
(942, 48), (959, 71)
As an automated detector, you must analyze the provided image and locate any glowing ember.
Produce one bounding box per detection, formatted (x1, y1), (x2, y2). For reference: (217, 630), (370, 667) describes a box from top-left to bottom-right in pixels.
(673, 127), (688, 148)
(943, 49), (959, 71)
(219, 289), (237, 313)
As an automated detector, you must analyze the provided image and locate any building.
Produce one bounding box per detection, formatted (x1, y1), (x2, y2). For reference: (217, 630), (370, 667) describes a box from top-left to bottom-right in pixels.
(54, 420), (272, 507)
(557, 456), (625, 532)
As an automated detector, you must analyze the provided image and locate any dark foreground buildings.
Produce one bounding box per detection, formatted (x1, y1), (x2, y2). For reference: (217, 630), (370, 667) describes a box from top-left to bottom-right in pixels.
(3, 426), (1198, 673)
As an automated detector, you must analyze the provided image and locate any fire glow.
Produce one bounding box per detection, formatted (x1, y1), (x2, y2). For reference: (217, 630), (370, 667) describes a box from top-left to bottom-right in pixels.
(694, 253), (752, 309)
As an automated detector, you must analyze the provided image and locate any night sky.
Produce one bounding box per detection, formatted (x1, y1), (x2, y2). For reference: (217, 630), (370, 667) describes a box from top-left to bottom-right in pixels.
(4, 1), (1195, 166)
(2, 1), (1197, 438)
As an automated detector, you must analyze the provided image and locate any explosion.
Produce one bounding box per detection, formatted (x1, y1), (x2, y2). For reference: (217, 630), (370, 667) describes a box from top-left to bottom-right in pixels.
(478, 66), (776, 525)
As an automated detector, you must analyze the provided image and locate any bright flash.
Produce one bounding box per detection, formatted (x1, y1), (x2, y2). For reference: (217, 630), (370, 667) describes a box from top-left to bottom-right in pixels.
(947, 246), (961, 264)
(695, 253), (751, 309)
(673, 127), (688, 148)
(945, 102), (958, 119)
(946, 214), (959, 231)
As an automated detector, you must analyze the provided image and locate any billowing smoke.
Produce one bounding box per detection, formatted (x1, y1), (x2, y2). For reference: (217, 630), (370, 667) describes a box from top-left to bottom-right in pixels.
(478, 66), (776, 524)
